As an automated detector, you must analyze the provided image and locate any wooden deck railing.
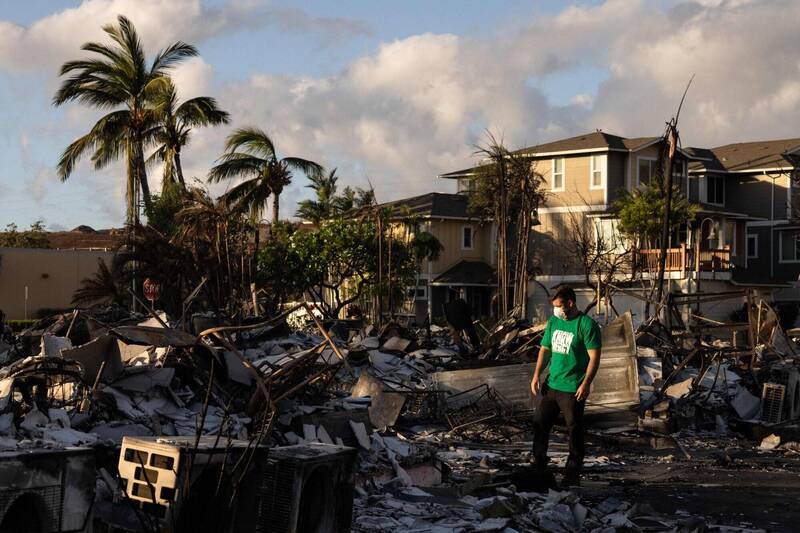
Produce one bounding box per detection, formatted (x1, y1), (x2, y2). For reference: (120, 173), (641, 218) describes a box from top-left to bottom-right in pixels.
(633, 245), (731, 273)
(634, 246), (687, 272)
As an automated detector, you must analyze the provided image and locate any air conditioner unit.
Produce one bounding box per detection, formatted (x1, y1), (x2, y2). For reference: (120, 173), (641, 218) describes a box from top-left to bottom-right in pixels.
(760, 382), (786, 424)
(256, 443), (358, 533)
(761, 365), (800, 423)
(0, 447), (94, 532)
(118, 435), (266, 533)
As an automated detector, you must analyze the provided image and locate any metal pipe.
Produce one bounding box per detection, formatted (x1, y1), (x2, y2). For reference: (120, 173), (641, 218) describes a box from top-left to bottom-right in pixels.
(768, 171), (775, 279)
(695, 217), (715, 313)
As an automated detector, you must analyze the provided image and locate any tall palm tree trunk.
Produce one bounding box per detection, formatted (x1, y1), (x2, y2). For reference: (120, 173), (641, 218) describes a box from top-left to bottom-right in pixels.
(162, 146), (175, 194)
(174, 148), (186, 188)
(272, 193), (280, 225)
(126, 140), (137, 225)
(134, 133), (153, 213)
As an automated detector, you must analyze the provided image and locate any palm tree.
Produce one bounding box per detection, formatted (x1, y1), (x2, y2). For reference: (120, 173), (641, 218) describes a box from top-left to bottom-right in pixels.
(296, 168), (340, 223)
(72, 258), (126, 307)
(53, 15), (198, 225)
(176, 188), (247, 311)
(208, 127), (323, 225)
(148, 78), (229, 190)
(335, 186), (376, 213)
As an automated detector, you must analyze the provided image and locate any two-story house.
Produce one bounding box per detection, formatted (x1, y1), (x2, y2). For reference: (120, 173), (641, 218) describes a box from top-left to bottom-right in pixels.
(687, 139), (800, 290)
(438, 131), (800, 322)
(442, 131), (697, 276)
(377, 192), (496, 322)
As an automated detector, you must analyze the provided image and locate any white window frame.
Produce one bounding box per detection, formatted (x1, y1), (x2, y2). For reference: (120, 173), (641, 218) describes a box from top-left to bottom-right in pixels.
(705, 175), (725, 206)
(551, 158), (565, 192)
(746, 234), (758, 259)
(636, 157), (657, 186)
(593, 218), (625, 254)
(461, 225), (474, 250)
(407, 286), (427, 300)
(590, 154), (606, 190)
(778, 231), (800, 264)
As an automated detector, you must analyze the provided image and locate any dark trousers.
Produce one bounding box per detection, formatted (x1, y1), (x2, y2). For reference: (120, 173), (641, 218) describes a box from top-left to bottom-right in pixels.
(532, 383), (586, 474)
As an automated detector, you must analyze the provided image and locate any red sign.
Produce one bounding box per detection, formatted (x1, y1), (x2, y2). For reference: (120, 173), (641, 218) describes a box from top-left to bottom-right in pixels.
(143, 278), (161, 304)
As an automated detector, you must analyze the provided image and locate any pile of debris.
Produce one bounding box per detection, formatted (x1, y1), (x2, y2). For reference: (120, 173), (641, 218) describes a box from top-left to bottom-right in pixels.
(0, 294), (796, 531)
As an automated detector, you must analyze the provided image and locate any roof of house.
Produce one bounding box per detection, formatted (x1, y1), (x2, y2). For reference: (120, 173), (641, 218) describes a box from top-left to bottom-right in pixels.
(439, 131), (663, 179)
(379, 192), (473, 219)
(46, 227), (124, 249)
(432, 260), (496, 286)
(688, 138), (800, 173)
(513, 132), (664, 156)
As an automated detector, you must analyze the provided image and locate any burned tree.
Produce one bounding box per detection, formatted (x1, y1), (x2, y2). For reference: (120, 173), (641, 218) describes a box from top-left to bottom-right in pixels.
(565, 198), (632, 320)
(470, 133), (546, 318)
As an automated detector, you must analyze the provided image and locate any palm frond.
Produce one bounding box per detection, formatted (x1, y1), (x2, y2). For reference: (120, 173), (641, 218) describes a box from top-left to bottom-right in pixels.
(208, 153), (265, 183)
(150, 41), (198, 74)
(57, 132), (97, 181)
(223, 127), (276, 158)
(282, 156), (323, 179)
(176, 96), (230, 126)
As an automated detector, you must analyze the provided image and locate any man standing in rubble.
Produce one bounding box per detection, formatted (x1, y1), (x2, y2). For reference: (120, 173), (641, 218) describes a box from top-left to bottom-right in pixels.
(530, 286), (602, 487)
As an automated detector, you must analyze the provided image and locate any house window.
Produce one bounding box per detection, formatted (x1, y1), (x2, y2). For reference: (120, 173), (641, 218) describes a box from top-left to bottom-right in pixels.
(594, 218), (625, 253)
(747, 234), (758, 259)
(551, 158), (565, 191)
(672, 159), (686, 190)
(672, 159), (684, 177)
(590, 155), (605, 189)
(637, 157), (657, 185)
(462, 226), (474, 250)
(706, 175), (725, 205)
(457, 177), (474, 194)
(407, 286), (427, 300)
(779, 231), (800, 263)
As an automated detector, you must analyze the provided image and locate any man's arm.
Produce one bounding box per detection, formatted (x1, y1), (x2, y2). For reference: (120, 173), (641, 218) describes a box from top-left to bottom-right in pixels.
(531, 345), (550, 396)
(575, 348), (600, 401)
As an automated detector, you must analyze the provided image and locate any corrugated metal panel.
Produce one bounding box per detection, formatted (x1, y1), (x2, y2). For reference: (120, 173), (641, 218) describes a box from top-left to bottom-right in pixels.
(590, 312), (640, 413)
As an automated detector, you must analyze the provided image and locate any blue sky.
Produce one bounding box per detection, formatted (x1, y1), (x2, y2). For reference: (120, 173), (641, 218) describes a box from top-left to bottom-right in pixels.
(0, 0), (798, 230)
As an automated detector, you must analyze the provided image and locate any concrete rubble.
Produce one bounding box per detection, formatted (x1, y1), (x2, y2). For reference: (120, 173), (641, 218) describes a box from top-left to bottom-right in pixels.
(0, 297), (798, 531)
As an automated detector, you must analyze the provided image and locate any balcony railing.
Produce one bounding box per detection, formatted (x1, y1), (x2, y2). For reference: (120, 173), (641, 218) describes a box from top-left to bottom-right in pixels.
(633, 244), (731, 273)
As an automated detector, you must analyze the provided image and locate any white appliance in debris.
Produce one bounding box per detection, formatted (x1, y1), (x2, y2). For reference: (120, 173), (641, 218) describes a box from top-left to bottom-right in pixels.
(760, 365), (800, 424)
(119, 437), (357, 533)
(119, 435), (264, 532)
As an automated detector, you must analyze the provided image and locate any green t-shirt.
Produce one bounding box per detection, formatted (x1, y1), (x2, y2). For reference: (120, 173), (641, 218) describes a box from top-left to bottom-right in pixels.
(540, 313), (602, 393)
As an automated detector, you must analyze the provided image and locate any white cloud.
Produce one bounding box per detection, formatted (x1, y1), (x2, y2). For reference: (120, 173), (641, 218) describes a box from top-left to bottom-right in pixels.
(0, 0), (370, 74)
(171, 57), (214, 102)
(5, 0), (800, 227)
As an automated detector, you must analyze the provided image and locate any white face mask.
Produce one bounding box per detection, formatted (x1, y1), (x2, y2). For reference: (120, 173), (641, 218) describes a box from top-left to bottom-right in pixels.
(553, 305), (567, 319)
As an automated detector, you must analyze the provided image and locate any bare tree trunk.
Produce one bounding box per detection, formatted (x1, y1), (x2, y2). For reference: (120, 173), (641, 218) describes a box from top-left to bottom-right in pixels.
(655, 126), (677, 315)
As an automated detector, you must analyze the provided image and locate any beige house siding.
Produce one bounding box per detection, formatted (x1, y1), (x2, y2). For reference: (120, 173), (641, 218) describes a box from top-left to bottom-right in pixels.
(0, 248), (113, 319)
(539, 154), (606, 209)
(532, 211), (587, 277)
(727, 172), (790, 220)
(426, 219), (493, 274)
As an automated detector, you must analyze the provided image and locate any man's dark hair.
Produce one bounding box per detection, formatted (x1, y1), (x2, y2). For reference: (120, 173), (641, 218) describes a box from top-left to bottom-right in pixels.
(551, 286), (576, 304)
